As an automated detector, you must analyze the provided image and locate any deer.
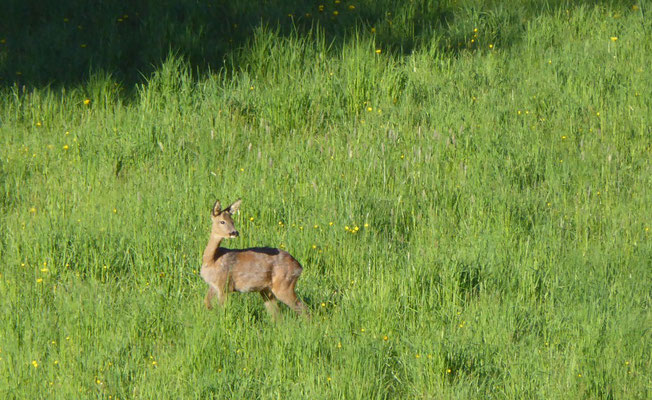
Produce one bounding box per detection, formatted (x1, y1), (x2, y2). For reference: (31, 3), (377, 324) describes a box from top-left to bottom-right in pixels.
(200, 198), (308, 319)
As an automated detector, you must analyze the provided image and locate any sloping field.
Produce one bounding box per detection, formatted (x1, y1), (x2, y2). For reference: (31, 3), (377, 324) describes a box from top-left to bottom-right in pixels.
(0, 1), (650, 398)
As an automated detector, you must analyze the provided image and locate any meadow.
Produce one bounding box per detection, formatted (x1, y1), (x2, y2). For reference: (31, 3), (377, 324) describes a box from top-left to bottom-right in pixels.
(0, 0), (650, 398)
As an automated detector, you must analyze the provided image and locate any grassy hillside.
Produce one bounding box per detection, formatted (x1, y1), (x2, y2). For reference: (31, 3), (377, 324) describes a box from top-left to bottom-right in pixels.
(1, 1), (650, 398)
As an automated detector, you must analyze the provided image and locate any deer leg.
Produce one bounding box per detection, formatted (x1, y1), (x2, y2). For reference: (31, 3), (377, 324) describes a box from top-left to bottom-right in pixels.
(204, 286), (216, 309)
(260, 289), (280, 321)
(211, 273), (229, 308)
(273, 279), (308, 316)
(215, 285), (226, 307)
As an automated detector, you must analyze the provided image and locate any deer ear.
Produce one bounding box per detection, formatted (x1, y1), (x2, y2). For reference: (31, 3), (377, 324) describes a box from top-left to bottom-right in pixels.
(212, 199), (222, 216)
(225, 199), (242, 214)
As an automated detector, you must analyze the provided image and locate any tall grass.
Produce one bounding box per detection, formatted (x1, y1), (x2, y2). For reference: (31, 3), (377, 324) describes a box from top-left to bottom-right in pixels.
(1, 1), (650, 398)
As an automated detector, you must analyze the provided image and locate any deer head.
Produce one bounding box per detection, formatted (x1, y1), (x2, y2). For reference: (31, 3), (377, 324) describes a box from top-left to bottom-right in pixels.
(210, 199), (242, 239)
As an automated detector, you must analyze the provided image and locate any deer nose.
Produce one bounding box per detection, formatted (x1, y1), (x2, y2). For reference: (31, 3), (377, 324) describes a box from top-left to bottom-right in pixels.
(230, 231), (239, 237)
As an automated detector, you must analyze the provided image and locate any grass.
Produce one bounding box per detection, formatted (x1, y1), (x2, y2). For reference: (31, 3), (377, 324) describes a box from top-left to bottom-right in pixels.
(1, 0), (650, 398)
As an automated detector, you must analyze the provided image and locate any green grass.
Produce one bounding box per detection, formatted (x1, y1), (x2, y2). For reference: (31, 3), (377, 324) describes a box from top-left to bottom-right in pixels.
(1, 1), (650, 398)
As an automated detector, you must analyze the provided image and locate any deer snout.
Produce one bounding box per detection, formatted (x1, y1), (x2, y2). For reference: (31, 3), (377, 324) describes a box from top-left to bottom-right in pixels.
(230, 231), (239, 238)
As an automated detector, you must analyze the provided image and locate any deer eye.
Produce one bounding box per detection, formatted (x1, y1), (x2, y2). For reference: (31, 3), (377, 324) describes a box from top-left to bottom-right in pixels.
(220, 221), (226, 224)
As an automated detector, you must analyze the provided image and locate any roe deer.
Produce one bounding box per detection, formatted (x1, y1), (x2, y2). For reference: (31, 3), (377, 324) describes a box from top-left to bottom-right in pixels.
(200, 198), (308, 319)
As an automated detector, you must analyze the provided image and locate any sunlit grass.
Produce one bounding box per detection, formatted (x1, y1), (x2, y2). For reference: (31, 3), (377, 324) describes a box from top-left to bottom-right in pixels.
(0, 1), (650, 399)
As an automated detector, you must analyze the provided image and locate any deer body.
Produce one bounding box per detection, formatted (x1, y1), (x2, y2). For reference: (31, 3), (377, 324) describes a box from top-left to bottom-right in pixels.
(200, 199), (307, 318)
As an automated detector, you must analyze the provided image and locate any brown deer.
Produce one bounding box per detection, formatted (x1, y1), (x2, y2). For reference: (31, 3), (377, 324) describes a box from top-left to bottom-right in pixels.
(200, 198), (308, 319)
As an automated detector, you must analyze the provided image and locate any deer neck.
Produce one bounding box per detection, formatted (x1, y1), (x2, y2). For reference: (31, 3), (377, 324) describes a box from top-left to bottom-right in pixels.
(202, 234), (224, 265)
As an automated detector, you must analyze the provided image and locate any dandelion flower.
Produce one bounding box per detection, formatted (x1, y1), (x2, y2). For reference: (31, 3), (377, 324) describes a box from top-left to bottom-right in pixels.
(610, 36), (618, 41)
(375, 49), (381, 54)
(333, 11), (339, 16)
(83, 99), (90, 105)
(63, 145), (69, 150)
(32, 361), (38, 368)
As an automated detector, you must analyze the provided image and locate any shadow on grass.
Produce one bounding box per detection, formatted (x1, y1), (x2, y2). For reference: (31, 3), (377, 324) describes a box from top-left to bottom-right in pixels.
(0, 0), (635, 88)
